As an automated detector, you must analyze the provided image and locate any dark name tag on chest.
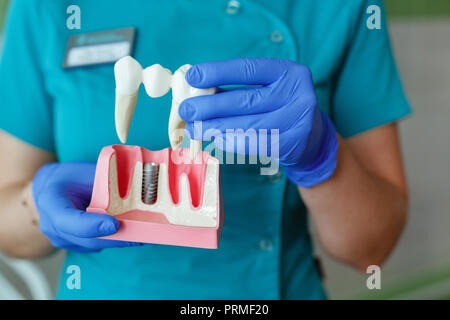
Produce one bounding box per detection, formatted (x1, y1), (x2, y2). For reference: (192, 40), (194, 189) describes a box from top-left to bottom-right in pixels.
(63, 27), (135, 68)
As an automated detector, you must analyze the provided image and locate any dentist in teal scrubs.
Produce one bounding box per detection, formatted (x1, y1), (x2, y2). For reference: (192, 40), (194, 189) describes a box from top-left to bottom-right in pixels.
(0, 0), (411, 299)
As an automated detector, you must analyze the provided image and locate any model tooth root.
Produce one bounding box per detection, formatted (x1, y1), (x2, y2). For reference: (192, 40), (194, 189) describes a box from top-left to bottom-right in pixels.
(114, 56), (143, 143)
(170, 64), (217, 158)
(168, 99), (186, 150)
(115, 91), (139, 144)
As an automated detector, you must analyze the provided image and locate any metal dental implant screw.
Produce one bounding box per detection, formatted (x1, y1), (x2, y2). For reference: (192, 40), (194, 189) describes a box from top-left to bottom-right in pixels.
(142, 162), (159, 205)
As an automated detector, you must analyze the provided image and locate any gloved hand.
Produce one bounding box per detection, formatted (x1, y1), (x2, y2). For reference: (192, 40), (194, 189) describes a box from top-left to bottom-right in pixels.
(32, 162), (141, 252)
(179, 58), (339, 188)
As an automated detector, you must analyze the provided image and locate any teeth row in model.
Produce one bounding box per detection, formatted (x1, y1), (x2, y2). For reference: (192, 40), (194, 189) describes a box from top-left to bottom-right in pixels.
(142, 162), (159, 205)
(114, 56), (217, 160)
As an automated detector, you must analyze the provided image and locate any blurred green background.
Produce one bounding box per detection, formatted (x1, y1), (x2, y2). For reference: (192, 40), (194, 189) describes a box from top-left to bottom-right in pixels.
(0, 0), (9, 34)
(386, 0), (450, 17)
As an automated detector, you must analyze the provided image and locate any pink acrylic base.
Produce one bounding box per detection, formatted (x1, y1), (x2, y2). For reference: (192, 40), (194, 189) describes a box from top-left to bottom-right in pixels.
(87, 145), (224, 249)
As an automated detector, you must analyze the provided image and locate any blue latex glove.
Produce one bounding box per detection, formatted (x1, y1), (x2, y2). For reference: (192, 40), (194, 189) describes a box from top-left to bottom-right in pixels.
(180, 58), (339, 188)
(32, 162), (141, 252)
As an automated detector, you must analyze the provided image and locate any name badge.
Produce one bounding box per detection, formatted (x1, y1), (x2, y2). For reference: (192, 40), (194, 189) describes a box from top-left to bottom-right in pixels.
(63, 27), (135, 68)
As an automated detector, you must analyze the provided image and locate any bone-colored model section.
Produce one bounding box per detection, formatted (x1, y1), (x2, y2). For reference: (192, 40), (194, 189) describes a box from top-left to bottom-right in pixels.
(114, 56), (217, 159)
(106, 155), (218, 227)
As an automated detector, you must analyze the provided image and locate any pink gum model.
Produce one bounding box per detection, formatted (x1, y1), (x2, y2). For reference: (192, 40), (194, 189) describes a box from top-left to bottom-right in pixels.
(87, 145), (224, 249)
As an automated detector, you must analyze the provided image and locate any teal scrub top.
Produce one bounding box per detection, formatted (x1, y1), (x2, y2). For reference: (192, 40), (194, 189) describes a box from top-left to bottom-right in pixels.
(0, 0), (411, 299)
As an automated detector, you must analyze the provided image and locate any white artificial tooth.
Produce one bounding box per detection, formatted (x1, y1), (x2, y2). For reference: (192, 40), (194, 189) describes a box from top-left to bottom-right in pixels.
(114, 56), (143, 143)
(115, 91), (138, 144)
(142, 64), (173, 98)
(169, 65), (191, 150)
(170, 64), (217, 158)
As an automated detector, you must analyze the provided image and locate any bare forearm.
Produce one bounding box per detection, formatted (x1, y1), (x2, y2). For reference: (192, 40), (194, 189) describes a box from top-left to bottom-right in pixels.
(299, 136), (407, 271)
(0, 182), (52, 258)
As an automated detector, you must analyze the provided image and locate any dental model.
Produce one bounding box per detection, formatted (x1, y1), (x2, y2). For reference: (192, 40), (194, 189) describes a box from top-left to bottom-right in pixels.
(87, 145), (224, 249)
(102, 57), (223, 248)
(114, 56), (216, 159)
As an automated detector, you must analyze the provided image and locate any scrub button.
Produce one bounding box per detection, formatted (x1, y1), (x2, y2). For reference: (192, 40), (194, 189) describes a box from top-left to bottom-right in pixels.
(267, 171), (282, 183)
(259, 239), (273, 252)
(226, 0), (240, 15)
(270, 31), (284, 43)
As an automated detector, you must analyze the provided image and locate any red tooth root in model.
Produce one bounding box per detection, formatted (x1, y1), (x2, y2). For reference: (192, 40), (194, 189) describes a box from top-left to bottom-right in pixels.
(87, 145), (224, 249)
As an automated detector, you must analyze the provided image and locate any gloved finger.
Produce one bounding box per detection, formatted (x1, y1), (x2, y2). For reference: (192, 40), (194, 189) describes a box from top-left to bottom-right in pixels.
(36, 162), (96, 186)
(186, 58), (289, 88)
(54, 239), (142, 253)
(48, 236), (100, 253)
(60, 162), (97, 185)
(179, 85), (285, 122)
(61, 233), (144, 250)
(49, 231), (144, 252)
(39, 186), (120, 238)
(88, 238), (144, 249)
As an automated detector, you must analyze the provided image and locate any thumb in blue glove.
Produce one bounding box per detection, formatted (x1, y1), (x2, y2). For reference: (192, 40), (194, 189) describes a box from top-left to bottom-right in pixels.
(32, 162), (142, 252)
(179, 58), (338, 188)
